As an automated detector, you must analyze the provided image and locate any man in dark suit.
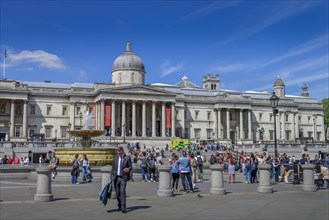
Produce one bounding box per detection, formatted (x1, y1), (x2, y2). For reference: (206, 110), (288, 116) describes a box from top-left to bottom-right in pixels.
(111, 146), (132, 213)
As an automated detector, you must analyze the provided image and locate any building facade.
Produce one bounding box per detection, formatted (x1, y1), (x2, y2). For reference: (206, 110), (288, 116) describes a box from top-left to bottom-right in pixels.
(0, 42), (325, 146)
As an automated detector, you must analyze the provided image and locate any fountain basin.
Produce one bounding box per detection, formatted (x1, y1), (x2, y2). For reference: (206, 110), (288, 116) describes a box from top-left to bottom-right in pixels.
(54, 148), (116, 166)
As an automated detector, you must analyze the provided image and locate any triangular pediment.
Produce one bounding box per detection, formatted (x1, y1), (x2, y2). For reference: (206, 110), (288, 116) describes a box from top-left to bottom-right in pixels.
(99, 85), (175, 96)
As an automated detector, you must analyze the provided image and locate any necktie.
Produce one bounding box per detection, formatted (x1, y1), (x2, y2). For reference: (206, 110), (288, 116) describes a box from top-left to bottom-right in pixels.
(118, 157), (122, 176)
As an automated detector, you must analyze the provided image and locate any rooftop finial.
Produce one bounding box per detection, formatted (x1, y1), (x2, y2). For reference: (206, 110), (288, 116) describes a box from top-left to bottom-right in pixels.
(126, 41), (131, 52)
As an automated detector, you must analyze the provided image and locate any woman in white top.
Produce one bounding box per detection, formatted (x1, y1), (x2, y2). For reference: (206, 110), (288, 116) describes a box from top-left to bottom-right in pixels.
(81, 154), (90, 183)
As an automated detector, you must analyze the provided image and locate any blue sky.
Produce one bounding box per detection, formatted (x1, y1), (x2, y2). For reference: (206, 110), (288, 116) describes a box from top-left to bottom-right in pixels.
(1, 0), (328, 101)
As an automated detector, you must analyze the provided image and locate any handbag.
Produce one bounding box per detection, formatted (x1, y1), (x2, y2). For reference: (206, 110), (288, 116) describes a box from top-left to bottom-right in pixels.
(99, 181), (112, 206)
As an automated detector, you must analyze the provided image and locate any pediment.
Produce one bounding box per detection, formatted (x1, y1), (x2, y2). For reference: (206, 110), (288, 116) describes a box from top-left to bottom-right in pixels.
(100, 85), (175, 96)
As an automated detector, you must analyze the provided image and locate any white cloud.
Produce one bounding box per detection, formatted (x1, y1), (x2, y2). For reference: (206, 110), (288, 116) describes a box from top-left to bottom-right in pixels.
(8, 50), (66, 69)
(78, 70), (88, 82)
(160, 61), (183, 77)
(16, 67), (34, 71)
(218, 2), (318, 46)
(214, 62), (255, 74)
(257, 35), (328, 69)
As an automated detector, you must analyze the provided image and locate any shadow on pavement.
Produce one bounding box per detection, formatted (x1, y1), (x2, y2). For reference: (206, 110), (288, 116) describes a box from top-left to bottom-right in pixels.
(53, 198), (70, 201)
(107, 206), (151, 213)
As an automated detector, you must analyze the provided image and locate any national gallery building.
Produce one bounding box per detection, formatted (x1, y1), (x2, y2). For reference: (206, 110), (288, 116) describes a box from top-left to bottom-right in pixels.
(0, 42), (325, 146)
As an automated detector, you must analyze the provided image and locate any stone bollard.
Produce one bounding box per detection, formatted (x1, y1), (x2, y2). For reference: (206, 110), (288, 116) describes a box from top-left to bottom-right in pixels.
(209, 164), (225, 195)
(301, 164), (316, 192)
(257, 164), (273, 193)
(157, 165), (173, 197)
(100, 165), (115, 198)
(34, 167), (53, 202)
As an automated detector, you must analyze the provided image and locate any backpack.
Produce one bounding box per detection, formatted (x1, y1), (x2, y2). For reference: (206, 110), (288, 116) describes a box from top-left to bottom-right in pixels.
(245, 159), (251, 168)
(196, 156), (203, 166)
(148, 159), (156, 169)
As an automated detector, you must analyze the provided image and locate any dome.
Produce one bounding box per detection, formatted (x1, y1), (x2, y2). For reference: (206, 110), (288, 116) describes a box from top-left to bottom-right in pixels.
(112, 42), (145, 73)
(274, 76), (285, 87)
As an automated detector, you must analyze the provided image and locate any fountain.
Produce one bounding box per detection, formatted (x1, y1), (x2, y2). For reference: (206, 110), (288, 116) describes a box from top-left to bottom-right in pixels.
(54, 106), (116, 166)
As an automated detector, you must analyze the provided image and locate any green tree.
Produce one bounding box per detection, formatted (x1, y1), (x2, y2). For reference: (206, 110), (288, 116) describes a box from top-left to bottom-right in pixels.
(322, 98), (329, 141)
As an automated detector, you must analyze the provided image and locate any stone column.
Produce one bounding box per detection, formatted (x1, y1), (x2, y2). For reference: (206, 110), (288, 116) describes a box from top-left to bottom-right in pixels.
(239, 109), (243, 140)
(34, 167), (53, 202)
(295, 114), (299, 138)
(226, 109), (230, 140)
(313, 116), (317, 141)
(101, 166), (115, 198)
(132, 101), (136, 137)
(152, 101), (156, 137)
(161, 102), (166, 137)
(248, 110), (252, 139)
(171, 102), (175, 138)
(214, 109), (218, 140)
(257, 164), (273, 193)
(181, 107), (185, 138)
(22, 100), (28, 138)
(100, 99), (105, 131)
(121, 100), (126, 137)
(217, 108), (221, 139)
(157, 165), (173, 197)
(142, 101), (146, 137)
(69, 102), (75, 129)
(291, 112), (295, 140)
(10, 99), (15, 138)
(111, 100), (116, 136)
(301, 164), (316, 192)
(281, 111), (286, 140)
(210, 164), (225, 195)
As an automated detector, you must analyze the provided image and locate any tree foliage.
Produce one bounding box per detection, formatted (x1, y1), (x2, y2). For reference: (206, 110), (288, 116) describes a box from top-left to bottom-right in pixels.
(322, 98), (329, 140)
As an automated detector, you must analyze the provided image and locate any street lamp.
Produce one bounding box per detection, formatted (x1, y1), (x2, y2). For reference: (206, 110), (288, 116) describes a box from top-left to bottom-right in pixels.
(270, 92), (279, 182)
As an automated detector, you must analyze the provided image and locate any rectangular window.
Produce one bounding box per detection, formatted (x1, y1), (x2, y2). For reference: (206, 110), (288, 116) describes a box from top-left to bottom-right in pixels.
(285, 131), (290, 140)
(30, 105), (35, 115)
(61, 127), (67, 138)
(207, 129), (212, 139)
(62, 106), (67, 116)
(259, 130), (264, 140)
(195, 111), (199, 120)
(15, 127), (20, 137)
(45, 127), (52, 138)
(0, 104), (5, 114)
(46, 106), (51, 115)
(207, 112), (211, 120)
(194, 128), (201, 139)
(270, 114), (273, 122)
(29, 129), (35, 138)
(76, 106), (81, 115)
(308, 131), (313, 138)
(308, 116), (311, 124)
(285, 114), (289, 122)
(317, 132), (321, 141)
(269, 130), (274, 140)
(259, 113), (262, 122)
(15, 105), (21, 116)
(298, 116), (302, 123)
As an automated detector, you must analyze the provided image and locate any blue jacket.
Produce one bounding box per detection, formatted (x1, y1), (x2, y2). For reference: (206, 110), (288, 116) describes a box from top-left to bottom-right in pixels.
(177, 156), (190, 172)
(324, 157), (329, 169)
(171, 161), (179, 173)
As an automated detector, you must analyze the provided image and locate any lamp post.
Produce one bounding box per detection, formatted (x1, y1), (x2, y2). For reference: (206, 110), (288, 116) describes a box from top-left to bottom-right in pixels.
(55, 129), (57, 141)
(270, 92), (279, 182)
(8, 122), (11, 141)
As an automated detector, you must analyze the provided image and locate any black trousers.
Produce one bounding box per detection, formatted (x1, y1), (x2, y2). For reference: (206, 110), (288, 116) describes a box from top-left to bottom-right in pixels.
(114, 176), (127, 209)
(172, 173), (179, 189)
